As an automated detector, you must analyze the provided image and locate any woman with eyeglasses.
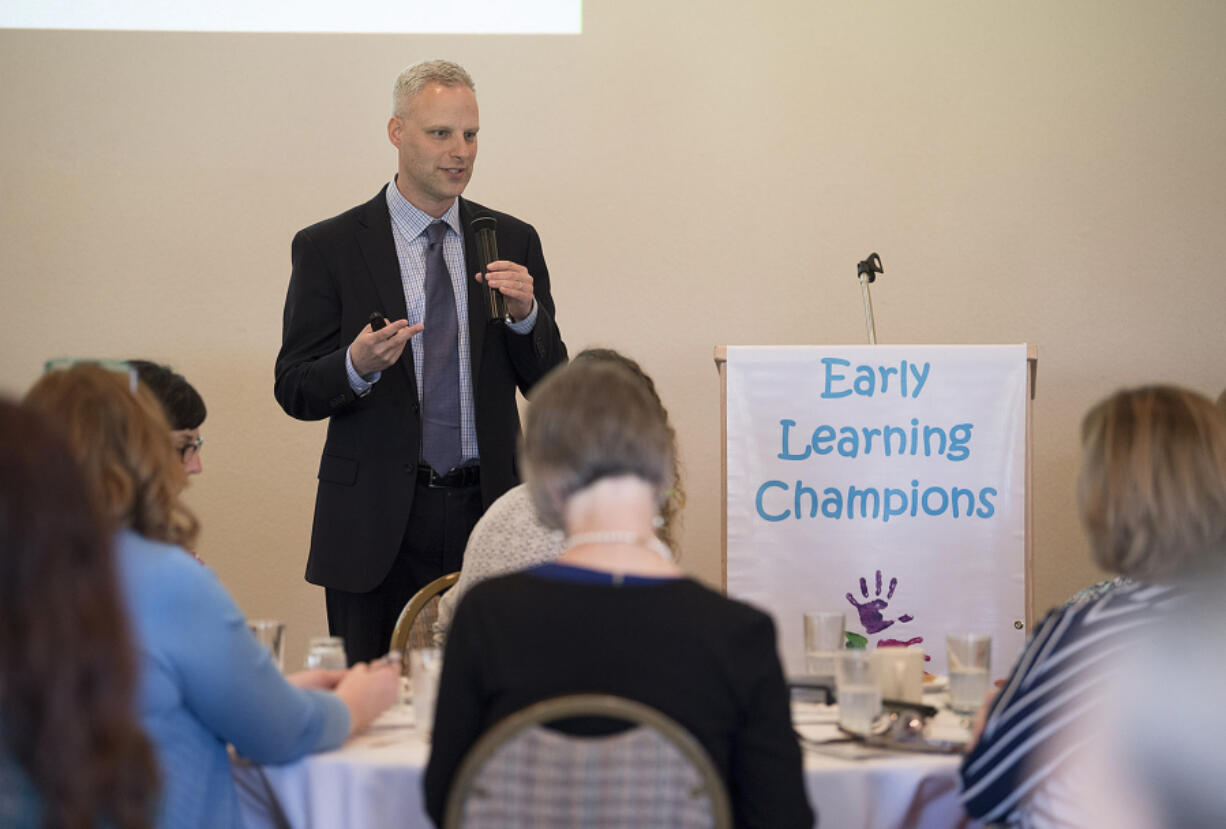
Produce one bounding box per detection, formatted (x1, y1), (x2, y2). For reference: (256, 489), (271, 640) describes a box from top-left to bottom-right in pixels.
(128, 360), (207, 476)
(25, 364), (399, 829)
(0, 398), (159, 828)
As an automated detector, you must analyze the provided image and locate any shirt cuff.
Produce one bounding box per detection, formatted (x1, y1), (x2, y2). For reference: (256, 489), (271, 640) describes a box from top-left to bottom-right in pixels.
(507, 300), (538, 335)
(345, 349), (380, 396)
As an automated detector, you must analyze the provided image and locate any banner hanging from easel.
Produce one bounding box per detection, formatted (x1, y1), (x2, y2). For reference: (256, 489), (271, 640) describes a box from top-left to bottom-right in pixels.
(726, 345), (1027, 677)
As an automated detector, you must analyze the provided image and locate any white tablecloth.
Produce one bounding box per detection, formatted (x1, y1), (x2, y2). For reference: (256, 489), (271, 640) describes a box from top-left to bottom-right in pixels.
(235, 699), (980, 829)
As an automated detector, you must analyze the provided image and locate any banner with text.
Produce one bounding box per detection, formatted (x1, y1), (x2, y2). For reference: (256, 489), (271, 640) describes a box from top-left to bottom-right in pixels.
(726, 345), (1027, 677)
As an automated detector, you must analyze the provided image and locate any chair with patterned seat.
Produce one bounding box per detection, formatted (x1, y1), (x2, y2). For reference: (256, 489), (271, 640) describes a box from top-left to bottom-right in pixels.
(389, 571), (459, 657)
(443, 693), (733, 829)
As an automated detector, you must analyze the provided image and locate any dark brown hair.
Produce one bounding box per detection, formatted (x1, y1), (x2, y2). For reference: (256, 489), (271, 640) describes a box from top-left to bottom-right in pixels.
(25, 364), (199, 549)
(0, 398), (158, 828)
(1078, 385), (1226, 581)
(127, 359), (207, 431)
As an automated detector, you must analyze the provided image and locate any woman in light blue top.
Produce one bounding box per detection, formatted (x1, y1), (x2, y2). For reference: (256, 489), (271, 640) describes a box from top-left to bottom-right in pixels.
(26, 364), (399, 829)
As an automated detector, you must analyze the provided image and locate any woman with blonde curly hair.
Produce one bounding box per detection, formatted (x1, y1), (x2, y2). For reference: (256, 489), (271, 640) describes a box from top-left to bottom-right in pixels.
(25, 364), (399, 829)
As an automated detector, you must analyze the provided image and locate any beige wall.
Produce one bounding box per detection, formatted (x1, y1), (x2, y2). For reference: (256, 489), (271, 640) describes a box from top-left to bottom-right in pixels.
(3, 1), (1224, 670)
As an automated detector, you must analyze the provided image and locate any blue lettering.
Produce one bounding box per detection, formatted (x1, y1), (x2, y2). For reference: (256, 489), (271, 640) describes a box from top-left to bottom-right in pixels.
(853, 366), (876, 396)
(909, 361), (931, 398)
(947, 423), (972, 461)
(777, 419), (811, 460)
(755, 480), (790, 521)
(821, 357), (852, 398)
(921, 486), (949, 516)
(951, 487), (975, 518)
(847, 486), (880, 519)
(883, 489), (908, 522)
(812, 424), (836, 455)
(794, 481), (819, 518)
(877, 365), (898, 394)
(977, 487), (997, 518)
(821, 487), (843, 518)
(837, 426), (859, 457)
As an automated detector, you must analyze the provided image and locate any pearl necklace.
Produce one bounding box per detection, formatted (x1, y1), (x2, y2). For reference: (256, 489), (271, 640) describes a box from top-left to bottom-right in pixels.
(562, 531), (674, 562)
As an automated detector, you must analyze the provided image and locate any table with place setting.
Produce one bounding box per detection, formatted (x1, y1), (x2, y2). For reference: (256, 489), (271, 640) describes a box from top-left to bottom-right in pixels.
(233, 679), (982, 829)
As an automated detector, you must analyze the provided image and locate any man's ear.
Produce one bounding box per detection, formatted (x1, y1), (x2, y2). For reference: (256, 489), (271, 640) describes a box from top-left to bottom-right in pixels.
(387, 116), (402, 149)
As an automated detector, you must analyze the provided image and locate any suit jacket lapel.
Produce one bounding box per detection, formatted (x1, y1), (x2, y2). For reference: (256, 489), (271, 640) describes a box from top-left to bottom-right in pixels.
(356, 186), (416, 390)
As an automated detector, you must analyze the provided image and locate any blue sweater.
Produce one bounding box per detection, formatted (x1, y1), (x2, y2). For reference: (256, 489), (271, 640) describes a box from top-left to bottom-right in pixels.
(116, 530), (349, 828)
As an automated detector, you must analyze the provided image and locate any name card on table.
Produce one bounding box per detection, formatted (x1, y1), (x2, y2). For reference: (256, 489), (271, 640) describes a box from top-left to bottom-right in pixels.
(725, 345), (1027, 677)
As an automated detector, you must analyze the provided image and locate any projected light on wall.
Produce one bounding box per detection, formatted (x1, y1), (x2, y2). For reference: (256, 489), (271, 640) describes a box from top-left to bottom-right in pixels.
(1, 0), (582, 34)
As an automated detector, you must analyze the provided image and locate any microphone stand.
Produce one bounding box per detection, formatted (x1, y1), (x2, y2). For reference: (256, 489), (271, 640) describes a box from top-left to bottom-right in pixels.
(856, 252), (884, 344)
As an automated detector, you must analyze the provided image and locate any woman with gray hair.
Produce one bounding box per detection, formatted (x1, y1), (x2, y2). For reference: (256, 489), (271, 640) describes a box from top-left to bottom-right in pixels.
(423, 355), (813, 827)
(959, 385), (1226, 828)
(434, 348), (684, 637)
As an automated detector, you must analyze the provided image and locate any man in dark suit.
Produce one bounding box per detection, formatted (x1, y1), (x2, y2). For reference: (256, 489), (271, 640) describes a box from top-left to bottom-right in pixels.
(274, 60), (566, 664)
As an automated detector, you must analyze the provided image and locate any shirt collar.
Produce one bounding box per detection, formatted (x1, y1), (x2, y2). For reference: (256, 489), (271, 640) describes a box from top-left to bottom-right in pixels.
(386, 178), (462, 240)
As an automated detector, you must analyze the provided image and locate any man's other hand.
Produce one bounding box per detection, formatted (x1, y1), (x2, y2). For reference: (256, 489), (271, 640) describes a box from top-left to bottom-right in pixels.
(349, 319), (420, 376)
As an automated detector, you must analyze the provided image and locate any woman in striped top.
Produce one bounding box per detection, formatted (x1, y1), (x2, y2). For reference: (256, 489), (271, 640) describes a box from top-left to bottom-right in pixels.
(959, 385), (1226, 828)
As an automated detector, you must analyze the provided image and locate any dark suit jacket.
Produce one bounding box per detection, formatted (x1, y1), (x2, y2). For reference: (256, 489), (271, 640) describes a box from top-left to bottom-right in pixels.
(274, 186), (567, 592)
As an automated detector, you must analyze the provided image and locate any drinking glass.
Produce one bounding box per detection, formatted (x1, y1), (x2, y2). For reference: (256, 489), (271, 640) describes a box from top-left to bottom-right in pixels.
(304, 636), (347, 670)
(834, 650), (881, 734)
(946, 633), (992, 714)
(410, 647), (443, 740)
(803, 610), (845, 677)
(247, 619), (286, 672)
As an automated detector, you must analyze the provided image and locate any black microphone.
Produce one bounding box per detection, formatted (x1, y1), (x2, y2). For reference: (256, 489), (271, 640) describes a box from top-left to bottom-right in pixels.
(470, 216), (510, 323)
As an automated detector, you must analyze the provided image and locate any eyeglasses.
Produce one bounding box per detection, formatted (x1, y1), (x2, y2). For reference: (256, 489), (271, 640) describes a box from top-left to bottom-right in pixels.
(43, 357), (139, 394)
(178, 435), (204, 461)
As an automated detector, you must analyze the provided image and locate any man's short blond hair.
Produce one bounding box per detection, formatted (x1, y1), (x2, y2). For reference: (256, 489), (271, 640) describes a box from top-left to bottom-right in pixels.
(1078, 385), (1226, 581)
(392, 59), (475, 117)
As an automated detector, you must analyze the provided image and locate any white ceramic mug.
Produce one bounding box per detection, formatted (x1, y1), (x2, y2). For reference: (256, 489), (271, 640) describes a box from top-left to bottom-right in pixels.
(869, 646), (925, 704)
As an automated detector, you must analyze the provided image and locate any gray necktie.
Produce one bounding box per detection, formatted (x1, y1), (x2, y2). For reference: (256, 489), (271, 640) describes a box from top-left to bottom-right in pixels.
(421, 221), (462, 475)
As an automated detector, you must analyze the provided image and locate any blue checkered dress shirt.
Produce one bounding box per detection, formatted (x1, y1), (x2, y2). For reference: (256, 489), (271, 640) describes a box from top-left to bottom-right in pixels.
(343, 181), (537, 464)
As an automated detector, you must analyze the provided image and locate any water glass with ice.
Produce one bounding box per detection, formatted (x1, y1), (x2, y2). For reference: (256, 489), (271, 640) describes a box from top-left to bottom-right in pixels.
(835, 650), (881, 734)
(946, 633), (991, 714)
(410, 647), (443, 740)
(304, 636), (347, 670)
(803, 610), (845, 677)
(247, 619), (286, 672)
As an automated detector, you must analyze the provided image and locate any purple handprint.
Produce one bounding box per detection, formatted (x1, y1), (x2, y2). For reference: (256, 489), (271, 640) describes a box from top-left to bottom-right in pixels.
(845, 569), (915, 635)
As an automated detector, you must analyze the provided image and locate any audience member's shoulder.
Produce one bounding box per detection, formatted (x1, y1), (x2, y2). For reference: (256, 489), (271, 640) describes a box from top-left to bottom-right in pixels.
(474, 484), (536, 533)
(463, 567), (535, 606)
(116, 529), (220, 599)
(673, 578), (777, 633)
(1038, 579), (1180, 645)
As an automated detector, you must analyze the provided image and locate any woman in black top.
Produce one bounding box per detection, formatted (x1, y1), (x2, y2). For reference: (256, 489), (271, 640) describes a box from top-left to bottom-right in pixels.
(423, 353), (814, 828)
